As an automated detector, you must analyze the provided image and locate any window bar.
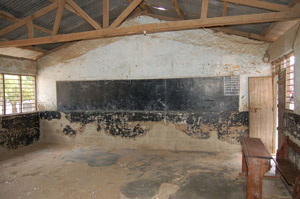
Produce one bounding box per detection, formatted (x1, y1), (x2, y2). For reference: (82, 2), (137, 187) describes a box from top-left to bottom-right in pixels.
(20, 75), (22, 113)
(34, 76), (37, 111)
(2, 74), (6, 115)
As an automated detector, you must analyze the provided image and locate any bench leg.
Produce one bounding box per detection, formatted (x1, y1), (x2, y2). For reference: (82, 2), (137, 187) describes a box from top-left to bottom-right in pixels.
(294, 176), (300, 199)
(242, 149), (247, 173)
(239, 148), (248, 176)
(247, 158), (271, 199)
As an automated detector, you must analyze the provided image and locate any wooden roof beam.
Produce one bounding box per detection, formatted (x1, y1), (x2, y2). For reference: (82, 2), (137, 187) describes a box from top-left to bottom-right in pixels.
(103, 0), (109, 28)
(261, 1), (299, 39)
(218, 0), (289, 12)
(222, 1), (228, 16)
(65, 0), (101, 29)
(0, 2), (58, 37)
(52, 0), (65, 35)
(212, 27), (272, 42)
(172, 0), (184, 20)
(52, 0), (66, 35)
(201, 0), (209, 19)
(0, 11), (52, 35)
(48, 0), (80, 16)
(110, 0), (143, 28)
(0, 9), (299, 47)
(27, 17), (34, 38)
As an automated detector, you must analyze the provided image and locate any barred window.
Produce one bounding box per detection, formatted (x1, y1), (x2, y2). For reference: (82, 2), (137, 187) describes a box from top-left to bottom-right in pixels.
(286, 55), (295, 110)
(0, 74), (36, 115)
(272, 53), (295, 111)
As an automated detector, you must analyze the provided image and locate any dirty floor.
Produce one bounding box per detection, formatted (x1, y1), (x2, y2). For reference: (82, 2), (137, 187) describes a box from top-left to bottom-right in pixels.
(0, 143), (291, 199)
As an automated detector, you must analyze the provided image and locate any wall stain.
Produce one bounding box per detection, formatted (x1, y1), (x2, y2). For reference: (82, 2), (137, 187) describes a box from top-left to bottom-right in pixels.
(63, 125), (76, 136)
(284, 112), (300, 141)
(40, 111), (249, 143)
(0, 113), (40, 149)
(40, 111), (61, 121)
(283, 112), (300, 170)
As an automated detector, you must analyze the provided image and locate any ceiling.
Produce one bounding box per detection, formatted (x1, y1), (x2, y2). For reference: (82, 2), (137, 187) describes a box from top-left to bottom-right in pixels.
(0, 0), (299, 60)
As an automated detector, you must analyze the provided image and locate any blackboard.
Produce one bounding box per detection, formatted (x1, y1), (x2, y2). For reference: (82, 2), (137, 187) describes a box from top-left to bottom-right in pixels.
(57, 77), (239, 112)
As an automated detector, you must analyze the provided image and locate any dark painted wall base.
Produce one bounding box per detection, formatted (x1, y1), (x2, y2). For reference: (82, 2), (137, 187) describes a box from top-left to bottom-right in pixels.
(284, 112), (300, 141)
(40, 111), (249, 144)
(0, 112), (40, 150)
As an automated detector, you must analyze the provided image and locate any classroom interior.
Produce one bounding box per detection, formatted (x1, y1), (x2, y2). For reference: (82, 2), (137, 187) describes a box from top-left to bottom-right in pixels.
(0, 0), (300, 198)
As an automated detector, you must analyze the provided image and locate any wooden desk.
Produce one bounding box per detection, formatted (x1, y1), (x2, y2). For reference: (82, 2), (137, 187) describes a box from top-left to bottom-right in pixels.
(241, 137), (272, 199)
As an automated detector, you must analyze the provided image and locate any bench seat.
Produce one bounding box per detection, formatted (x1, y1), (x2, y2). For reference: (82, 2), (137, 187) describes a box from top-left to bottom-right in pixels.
(277, 158), (300, 186)
(276, 136), (300, 199)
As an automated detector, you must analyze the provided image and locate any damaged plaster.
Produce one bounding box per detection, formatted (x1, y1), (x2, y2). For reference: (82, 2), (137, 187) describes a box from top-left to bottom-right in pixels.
(0, 113), (39, 149)
(37, 16), (271, 112)
(39, 111), (248, 151)
(284, 112), (300, 146)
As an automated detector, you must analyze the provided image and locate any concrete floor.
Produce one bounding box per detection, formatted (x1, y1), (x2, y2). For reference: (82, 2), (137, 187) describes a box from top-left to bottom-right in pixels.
(0, 143), (292, 199)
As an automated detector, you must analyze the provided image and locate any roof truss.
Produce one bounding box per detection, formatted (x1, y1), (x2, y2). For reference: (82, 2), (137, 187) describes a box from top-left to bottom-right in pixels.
(0, 0), (299, 48)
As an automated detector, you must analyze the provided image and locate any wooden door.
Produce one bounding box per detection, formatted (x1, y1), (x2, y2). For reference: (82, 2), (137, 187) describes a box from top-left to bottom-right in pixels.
(249, 77), (274, 153)
(278, 70), (286, 149)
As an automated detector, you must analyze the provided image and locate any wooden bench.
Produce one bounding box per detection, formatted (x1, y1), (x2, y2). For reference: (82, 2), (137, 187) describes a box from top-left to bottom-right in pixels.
(276, 136), (300, 199)
(241, 137), (272, 199)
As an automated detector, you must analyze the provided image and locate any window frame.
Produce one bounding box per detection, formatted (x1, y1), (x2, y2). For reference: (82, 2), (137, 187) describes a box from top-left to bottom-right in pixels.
(0, 73), (37, 116)
(272, 52), (295, 112)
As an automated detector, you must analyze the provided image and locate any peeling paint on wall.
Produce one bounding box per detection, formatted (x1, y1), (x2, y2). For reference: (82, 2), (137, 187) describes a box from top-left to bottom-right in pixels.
(40, 111), (61, 120)
(0, 113), (39, 149)
(40, 111), (248, 144)
(284, 112), (300, 141)
(63, 125), (76, 136)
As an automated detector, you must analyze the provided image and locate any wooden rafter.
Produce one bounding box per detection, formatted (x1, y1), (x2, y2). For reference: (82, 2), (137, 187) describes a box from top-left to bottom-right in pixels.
(52, 0), (65, 35)
(110, 0), (142, 28)
(0, 11), (17, 21)
(65, 0), (101, 29)
(0, 17), (30, 37)
(201, 0), (209, 19)
(103, 0), (109, 28)
(212, 27), (272, 42)
(0, 9), (299, 48)
(262, 22), (277, 36)
(171, 0), (184, 20)
(0, 2), (58, 37)
(138, 2), (151, 13)
(217, 0), (289, 12)
(48, 0), (80, 16)
(222, 2), (228, 17)
(128, 0), (151, 13)
(261, 1), (299, 39)
(289, 0), (300, 7)
(27, 17), (34, 38)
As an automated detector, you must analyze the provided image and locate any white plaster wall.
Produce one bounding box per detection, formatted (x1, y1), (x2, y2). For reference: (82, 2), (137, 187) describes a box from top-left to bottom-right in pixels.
(270, 22), (300, 115)
(37, 16), (271, 111)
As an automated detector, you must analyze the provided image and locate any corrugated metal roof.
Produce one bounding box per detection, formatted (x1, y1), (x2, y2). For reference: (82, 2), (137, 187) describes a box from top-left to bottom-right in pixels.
(0, 0), (295, 51)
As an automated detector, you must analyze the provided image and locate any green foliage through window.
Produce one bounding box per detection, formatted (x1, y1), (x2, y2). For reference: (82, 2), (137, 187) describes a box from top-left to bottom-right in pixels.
(0, 74), (36, 115)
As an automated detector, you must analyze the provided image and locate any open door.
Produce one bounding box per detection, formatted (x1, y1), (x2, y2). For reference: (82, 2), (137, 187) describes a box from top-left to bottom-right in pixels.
(249, 77), (274, 154)
(277, 70), (286, 149)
